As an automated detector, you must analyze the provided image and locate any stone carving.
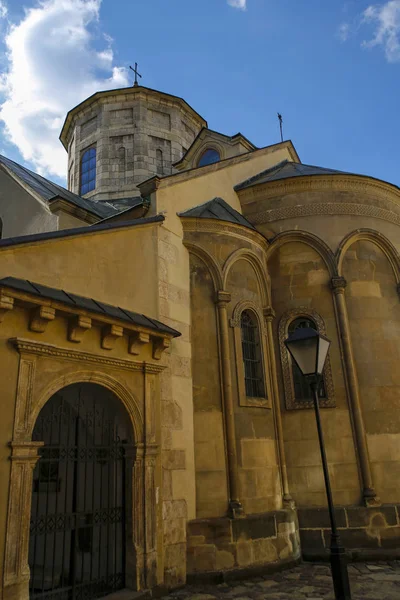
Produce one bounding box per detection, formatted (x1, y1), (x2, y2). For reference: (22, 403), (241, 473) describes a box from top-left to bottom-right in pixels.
(29, 305), (55, 333)
(10, 337), (164, 374)
(68, 315), (92, 342)
(278, 307), (335, 410)
(0, 293), (14, 322)
(248, 202), (400, 227)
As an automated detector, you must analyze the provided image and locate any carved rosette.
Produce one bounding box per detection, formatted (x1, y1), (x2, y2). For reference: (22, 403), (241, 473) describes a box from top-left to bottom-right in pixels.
(278, 307), (336, 410)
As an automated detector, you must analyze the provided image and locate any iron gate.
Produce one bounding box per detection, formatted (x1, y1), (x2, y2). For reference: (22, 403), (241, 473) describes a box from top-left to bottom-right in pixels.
(29, 384), (132, 600)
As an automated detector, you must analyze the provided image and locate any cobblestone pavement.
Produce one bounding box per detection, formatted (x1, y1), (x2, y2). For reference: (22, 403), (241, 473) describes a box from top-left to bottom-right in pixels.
(168, 562), (400, 600)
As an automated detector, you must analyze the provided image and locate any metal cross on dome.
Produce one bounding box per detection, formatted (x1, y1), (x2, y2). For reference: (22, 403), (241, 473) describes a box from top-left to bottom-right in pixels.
(129, 62), (142, 87)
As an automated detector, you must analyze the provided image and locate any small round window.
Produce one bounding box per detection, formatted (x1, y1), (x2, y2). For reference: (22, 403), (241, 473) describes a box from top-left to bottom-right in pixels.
(198, 148), (220, 167)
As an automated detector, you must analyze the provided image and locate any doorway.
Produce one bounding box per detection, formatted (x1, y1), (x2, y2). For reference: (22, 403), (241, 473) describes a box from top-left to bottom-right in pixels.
(29, 383), (133, 600)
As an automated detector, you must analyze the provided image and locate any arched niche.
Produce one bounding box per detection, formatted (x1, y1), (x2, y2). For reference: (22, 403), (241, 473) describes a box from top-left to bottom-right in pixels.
(342, 236), (400, 504)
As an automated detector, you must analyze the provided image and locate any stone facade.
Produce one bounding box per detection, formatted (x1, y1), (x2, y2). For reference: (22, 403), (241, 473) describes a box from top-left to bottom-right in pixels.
(61, 87), (206, 201)
(1, 84), (400, 599)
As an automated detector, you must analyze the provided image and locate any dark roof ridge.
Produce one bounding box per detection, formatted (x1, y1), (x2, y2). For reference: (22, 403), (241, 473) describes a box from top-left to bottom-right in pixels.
(0, 153), (117, 219)
(234, 159), (290, 190)
(0, 276), (180, 338)
(0, 215), (164, 249)
(178, 197), (256, 231)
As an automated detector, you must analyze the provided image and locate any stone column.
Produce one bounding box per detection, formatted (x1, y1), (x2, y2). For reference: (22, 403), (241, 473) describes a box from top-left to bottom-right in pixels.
(264, 307), (294, 508)
(215, 291), (243, 517)
(331, 276), (379, 506)
(3, 441), (43, 600)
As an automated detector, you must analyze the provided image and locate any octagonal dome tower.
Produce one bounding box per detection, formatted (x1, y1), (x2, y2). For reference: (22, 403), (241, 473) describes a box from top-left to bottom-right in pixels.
(60, 86), (207, 202)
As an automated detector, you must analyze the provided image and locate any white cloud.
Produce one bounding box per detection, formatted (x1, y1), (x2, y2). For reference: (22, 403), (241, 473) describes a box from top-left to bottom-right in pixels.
(338, 22), (350, 41)
(0, 1), (7, 19)
(362, 1), (400, 62)
(227, 0), (247, 10)
(0, 0), (129, 179)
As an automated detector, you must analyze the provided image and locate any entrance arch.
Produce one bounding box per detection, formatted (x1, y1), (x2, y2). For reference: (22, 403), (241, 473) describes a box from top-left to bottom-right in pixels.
(28, 382), (134, 600)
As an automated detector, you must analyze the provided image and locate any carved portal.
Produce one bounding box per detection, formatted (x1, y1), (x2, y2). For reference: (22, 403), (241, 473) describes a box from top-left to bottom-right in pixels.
(3, 338), (163, 600)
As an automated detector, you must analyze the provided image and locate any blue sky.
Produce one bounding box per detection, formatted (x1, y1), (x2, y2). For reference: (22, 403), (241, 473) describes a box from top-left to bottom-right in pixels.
(0, 0), (399, 188)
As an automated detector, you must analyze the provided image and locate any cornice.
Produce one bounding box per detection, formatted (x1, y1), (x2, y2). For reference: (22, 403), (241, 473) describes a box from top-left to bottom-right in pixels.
(9, 338), (166, 373)
(247, 201), (400, 227)
(239, 174), (400, 212)
(181, 218), (269, 254)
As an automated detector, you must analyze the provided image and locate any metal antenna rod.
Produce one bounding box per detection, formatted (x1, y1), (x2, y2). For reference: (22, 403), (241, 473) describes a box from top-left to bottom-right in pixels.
(277, 112), (283, 142)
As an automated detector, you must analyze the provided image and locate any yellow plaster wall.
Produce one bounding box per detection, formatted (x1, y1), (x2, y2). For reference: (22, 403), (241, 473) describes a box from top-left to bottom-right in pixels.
(155, 146), (294, 238)
(268, 241), (360, 507)
(343, 240), (400, 503)
(0, 224), (159, 317)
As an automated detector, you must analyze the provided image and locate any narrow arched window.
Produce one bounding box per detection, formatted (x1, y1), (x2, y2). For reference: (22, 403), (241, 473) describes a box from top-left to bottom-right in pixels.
(240, 311), (265, 398)
(0, 217), (3, 239)
(288, 317), (327, 402)
(198, 148), (220, 167)
(80, 147), (96, 195)
(156, 149), (164, 176)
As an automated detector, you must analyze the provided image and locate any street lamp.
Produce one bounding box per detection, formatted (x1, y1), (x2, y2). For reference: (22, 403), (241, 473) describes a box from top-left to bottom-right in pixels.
(284, 327), (352, 600)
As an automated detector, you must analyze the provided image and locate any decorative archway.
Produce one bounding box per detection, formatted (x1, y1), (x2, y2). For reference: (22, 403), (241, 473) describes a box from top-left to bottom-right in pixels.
(336, 228), (400, 283)
(28, 382), (133, 600)
(3, 342), (161, 600)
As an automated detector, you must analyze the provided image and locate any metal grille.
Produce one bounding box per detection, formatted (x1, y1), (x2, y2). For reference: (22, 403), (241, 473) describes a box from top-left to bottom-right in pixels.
(29, 384), (131, 600)
(288, 317), (327, 401)
(241, 311), (265, 398)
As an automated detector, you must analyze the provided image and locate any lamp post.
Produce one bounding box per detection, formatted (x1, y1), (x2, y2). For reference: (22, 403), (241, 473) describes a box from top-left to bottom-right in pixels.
(284, 327), (352, 600)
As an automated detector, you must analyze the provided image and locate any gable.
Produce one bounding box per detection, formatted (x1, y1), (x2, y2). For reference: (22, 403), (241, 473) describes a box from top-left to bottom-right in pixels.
(174, 128), (256, 172)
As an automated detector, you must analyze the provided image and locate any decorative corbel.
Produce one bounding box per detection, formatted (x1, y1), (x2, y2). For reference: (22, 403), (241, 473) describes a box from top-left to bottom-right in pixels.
(29, 305), (56, 333)
(101, 324), (123, 350)
(152, 337), (170, 360)
(0, 293), (14, 323)
(68, 315), (92, 343)
(128, 331), (150, 355)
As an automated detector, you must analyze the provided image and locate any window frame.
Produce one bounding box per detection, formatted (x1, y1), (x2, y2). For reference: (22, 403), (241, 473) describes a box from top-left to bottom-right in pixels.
(230, 301), (271, 409)
(80, 145), (96, 196)
(279, 307), (335, 410)
(197, 147), (221, 168)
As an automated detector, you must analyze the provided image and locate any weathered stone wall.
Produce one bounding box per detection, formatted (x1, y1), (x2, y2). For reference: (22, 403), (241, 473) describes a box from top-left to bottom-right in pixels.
(225, 259), (280, 514)
(66, 89), (203, 201)
(268, 241), (360, 507)
(157, 224), (194, 587)
(190, 253), (228, 519)
(187, 510), (300, 576)
(299, 505), (400, 560)
(343, 240), (400, 504)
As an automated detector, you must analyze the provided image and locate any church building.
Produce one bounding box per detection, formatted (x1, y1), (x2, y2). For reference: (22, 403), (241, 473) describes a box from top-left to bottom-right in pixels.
(0, 81), (399, 600)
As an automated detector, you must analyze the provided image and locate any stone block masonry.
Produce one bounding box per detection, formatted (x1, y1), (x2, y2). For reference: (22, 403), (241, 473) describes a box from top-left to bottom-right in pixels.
(299, 504), (400, 560)
(187, 509), (300, 578)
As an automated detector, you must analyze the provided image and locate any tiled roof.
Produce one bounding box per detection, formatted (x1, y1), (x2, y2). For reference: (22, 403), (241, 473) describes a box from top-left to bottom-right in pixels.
(235, 160), (352, 191)
(0, 215), (164, 248)
(0, 276), (180, 338)
(0, 154), (117, 218)
(178, 197), (255, 230)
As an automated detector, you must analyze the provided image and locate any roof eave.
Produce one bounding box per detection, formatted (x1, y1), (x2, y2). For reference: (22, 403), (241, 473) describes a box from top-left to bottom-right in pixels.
(60, 86), (208, 149)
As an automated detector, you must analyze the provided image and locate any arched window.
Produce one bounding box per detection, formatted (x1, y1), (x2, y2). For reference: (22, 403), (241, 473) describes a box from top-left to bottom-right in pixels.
(288, 317), (327, 402)
(0, 217), (3, 239)
(279, 308), (335, 410)
(240, 310), (265, 398)
(80, 147), (96, 195)
(156, 149), (164, 176)
(198, 148), (220, 167)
